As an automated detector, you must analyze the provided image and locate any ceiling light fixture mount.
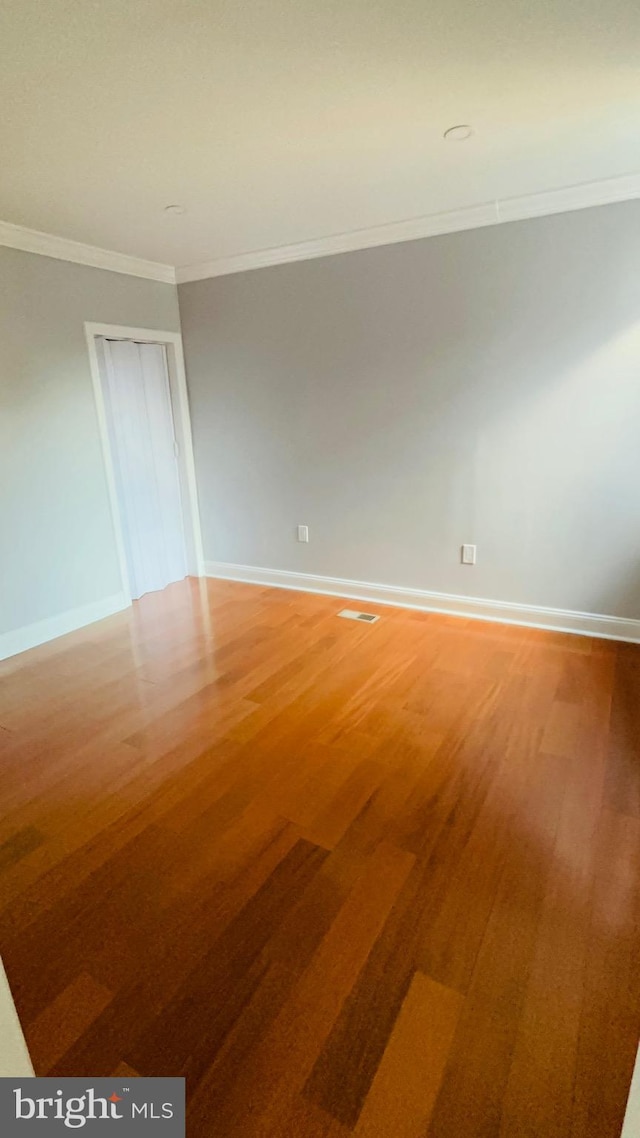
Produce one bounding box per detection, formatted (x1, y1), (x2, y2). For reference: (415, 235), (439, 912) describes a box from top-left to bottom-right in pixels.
(164, 204), (186, 215)
(443, 124), (474, 142)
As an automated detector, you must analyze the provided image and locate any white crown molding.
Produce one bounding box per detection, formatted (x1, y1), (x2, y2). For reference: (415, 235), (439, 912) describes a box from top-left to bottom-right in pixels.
(0, 220), (176, 283)
(176, 204), (499, 282)
(176, 203), (500, 282)
(205, 561), (640, 644)
(177, 170), (640, 283)
(3, 169), (639, 285)
(0, 591), (130, 663)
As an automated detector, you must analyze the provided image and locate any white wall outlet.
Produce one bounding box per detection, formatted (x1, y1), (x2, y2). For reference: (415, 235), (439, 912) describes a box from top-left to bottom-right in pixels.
(461, 544), (476, 565)
(297, 524), (309, 543)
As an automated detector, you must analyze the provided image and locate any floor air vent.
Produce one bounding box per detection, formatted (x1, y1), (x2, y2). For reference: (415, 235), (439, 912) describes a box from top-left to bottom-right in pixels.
(337, 609), (380, 623)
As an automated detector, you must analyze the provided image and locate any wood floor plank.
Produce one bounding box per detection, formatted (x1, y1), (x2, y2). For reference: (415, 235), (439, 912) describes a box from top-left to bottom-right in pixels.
(0, 827), (45, 872)
(416, 669), (558, 994)
(605, 644), (640, 817)
(352, 971), (463, 1138)
(111, 1061), (141, 1079)
(425, 749), (569, 1138)
(27, 972), (112, 1075)
(570, 808), (640, 1138)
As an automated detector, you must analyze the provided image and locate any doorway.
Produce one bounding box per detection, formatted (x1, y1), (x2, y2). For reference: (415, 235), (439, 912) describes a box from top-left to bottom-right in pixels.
(85, 323), (204, 604)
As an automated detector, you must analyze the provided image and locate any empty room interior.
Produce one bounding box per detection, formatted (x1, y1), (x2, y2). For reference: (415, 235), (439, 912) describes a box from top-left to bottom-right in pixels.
(2, 1), (640, 1135)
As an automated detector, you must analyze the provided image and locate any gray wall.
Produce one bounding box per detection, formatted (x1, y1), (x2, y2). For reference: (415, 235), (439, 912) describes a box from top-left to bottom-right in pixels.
(179, 200), (640, 619)
(0, 247), (180, 635)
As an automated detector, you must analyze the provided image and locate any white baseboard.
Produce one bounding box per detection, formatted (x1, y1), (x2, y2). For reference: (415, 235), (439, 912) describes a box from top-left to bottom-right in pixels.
(0, 591), (130, 663)
(205, 561), (640, 644)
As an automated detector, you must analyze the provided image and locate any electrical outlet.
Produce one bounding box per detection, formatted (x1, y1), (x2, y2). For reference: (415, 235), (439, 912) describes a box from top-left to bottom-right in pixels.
(297, 525), (309, 543)
(461, 544), (476, 565)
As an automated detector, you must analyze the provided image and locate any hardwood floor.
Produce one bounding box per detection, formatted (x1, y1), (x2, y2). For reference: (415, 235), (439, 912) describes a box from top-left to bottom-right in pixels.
(1, 577), (639, 1136)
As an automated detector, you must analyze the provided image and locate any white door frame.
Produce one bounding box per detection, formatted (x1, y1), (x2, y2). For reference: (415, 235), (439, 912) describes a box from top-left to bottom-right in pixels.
(85, 322), (205, 603)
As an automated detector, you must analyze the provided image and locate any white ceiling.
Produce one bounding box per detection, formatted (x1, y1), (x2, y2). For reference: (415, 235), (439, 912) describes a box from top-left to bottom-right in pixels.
(2, 0), (640, 273)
